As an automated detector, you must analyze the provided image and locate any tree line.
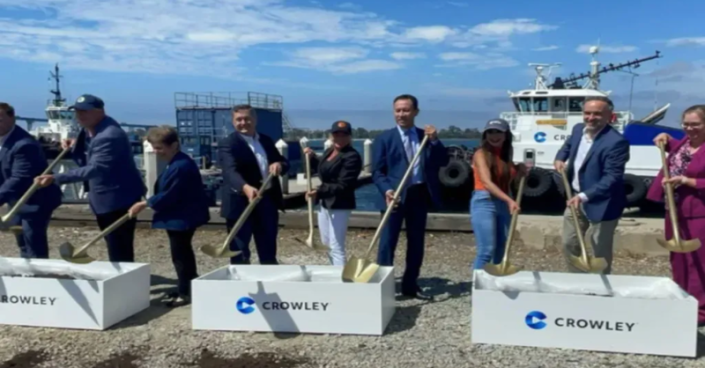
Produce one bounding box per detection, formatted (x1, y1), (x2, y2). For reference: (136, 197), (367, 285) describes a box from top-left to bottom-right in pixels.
(284, 125), (482, 140)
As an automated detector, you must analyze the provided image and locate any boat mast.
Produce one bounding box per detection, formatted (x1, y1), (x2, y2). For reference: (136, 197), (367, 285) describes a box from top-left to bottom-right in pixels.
(49, 63), (65, 107)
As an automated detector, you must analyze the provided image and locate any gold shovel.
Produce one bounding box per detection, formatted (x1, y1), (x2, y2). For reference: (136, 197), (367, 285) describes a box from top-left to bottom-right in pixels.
(483, 175), (526, 277)
(59, 212), (133, 264)
(303, 151), (326, 251)
(559, 169), (608, 273)
(1, 145), (72, 224)
(201, 173), (275, 258)
(656, 141), (701, 253)
(342, 135), (430, 283)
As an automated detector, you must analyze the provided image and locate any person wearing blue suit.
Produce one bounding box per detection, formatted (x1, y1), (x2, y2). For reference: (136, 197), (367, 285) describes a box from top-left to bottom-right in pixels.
(217, 104), (288, 265)
(129, 125), (210, 306)
(372, 94), (448, 300)
(0, 103), (62, 258)
(35, 94), (146, 263)
(554, 96), (630, 274)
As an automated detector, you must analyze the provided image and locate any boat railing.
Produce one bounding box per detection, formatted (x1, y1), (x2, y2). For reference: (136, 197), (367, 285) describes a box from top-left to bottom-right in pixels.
(500, 110), (632, 131)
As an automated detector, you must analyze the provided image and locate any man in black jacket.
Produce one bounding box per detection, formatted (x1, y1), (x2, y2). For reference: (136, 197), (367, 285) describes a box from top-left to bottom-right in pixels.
(217, 104), (289, 264)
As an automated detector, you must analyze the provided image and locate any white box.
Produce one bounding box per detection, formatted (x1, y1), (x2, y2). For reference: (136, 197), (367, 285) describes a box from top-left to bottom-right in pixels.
(471, 270), (698, 357)
(192, 265), (396, 335)
(0, 258), (150, 330)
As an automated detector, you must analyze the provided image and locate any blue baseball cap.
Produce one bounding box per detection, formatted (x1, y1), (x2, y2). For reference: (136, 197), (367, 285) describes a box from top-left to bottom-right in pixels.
(69, 94), (105, 111)
(482, 118), (510, 133)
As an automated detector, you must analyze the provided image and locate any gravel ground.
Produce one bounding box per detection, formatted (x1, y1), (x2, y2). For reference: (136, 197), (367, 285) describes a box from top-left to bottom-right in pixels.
(0, 225), (702, 368)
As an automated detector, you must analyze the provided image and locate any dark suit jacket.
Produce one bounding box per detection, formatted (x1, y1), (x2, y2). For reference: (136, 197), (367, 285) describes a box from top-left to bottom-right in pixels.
(555, 123), (630, 222)
(646, 136), (705, 219)
(149, 151), (210, 231)
(372, 126), (449, 210)
(217, 132), (289, 219)
(0, 125), (62, 216)
(55, 116), (147, 215)
(55, 116), (146, 215)
(309, 144), (362, 210)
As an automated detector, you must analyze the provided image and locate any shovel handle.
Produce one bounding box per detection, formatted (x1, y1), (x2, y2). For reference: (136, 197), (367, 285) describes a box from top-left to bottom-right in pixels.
(222, 173), (275, 250)
(305, 152), (315, 235)
(74, 212), (133, 255)
(1, 145), (72, 223)
(658, 141), (683, 246)
(364, 135), (430, 257)
(497, 175), (526, 267)
(559, 169), (590, 265)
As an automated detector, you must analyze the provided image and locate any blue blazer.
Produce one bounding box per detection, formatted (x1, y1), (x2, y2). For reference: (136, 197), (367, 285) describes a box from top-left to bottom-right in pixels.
(55, 116), (146, 215)
(372, 126), (448, 210)
(0, 125), (62, 216)
(217, 132), (289, 219)
(555, 123), (630, 222)
(149, 151), (210, 231)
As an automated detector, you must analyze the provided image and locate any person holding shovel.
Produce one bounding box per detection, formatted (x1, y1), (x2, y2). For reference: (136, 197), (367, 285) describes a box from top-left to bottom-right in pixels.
(647, 105), (705, 326)
(469, 118), (527, 272)
(303, 120), (362, 266)
(372, 94), (448, 300)
(128, 125), (210, 307)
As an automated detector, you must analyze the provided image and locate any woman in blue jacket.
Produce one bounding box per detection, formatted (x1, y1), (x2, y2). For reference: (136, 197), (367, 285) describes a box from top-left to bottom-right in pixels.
(129, 125), (210, 307)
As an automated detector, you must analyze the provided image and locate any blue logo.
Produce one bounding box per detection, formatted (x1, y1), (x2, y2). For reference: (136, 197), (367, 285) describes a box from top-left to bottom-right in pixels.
(534, 132), (546, 143)
(236, 296), (256, 314)
(525, 311), (547, 330)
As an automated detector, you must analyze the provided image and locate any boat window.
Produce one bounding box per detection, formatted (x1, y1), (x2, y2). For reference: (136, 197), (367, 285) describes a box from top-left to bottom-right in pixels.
(46, 111), (60, 120)
(569, 97), (585, 112)
(551, 98), (566, 112)
(533, 97), (548, 112)
(60, 111), (74, 120)
(518, 98), (532, 112)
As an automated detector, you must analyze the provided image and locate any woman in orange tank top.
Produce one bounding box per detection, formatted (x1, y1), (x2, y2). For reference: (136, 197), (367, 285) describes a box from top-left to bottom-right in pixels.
(470, 119), (527, 271)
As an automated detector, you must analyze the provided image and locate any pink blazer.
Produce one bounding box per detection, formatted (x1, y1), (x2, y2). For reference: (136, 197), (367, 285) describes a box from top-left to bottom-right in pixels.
(646, 137), (705, 219)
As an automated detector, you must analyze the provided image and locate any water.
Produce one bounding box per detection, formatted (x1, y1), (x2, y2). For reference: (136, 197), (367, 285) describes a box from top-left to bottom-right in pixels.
(306, 138), (479, 212)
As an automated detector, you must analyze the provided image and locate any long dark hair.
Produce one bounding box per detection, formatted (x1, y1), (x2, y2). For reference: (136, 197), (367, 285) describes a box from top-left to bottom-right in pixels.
(480, 129), (514, 189)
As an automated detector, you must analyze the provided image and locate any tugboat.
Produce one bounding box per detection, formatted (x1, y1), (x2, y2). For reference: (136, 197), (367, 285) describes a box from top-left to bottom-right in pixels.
(437, 46), (682, 213)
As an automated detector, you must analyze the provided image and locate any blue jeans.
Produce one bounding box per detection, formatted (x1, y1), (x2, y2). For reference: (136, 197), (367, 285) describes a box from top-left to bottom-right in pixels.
(470, 190), (511, 271)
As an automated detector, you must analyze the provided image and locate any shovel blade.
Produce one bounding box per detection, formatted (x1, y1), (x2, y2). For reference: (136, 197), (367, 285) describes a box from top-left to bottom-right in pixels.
(200, 244), (241, 259)
(569, 254), (607, 273)
(342, 258), (379, 283)
(483, 262), (522, 277)
(59, 242), (95, 264)
(657, 238), (701, 253)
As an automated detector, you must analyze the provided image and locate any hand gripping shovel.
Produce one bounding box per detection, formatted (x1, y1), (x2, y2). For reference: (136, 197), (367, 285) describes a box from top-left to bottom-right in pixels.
(483, 175), (526, 277)
(342, 135), (430, 283)
(559, 169), (608, 273)
(302, 147), (326, 251)
(656, 141), (701, 253)
(59, 212), (133, 264)
(201, 173), (275, 258)
(1, 145), (71, 230)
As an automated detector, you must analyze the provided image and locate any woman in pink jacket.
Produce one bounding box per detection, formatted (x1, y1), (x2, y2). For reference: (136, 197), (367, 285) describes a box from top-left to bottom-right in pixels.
(647, 105), (705, 326)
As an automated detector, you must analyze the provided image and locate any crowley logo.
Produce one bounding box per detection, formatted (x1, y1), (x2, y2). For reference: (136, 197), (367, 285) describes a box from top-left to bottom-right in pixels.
(524, 310), (636, 332)
(0, 295), (57, 306)
(236, 296), (330, 315)
(236, 297), (256, 314)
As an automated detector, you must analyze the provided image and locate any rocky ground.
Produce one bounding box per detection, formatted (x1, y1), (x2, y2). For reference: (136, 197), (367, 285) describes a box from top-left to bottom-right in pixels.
(0, 225), (701, 368)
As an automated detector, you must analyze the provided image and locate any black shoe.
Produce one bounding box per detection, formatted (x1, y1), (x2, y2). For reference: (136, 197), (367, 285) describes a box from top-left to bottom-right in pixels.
(401, 287), (433, 301)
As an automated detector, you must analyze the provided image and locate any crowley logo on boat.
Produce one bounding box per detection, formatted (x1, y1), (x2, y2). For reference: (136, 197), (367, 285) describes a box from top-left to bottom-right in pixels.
(236, 296), (330, 314)
(0, 295), (57, 306)
(525, 310), (636, 332)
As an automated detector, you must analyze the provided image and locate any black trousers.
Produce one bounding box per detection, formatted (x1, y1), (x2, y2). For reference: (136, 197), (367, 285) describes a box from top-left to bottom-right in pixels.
(225, 196), (279, 265)
(166, 229), (198, 297)
(96, 207), (137, 263)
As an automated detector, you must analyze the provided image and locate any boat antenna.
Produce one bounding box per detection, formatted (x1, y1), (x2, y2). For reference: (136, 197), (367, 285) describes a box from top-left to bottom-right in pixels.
(547, 50), (662, 89)
(49, 63), (65, 107)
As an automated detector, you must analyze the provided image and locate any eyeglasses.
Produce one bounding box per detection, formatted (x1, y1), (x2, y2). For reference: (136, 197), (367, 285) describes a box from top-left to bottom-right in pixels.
(682, 122), (704, 129)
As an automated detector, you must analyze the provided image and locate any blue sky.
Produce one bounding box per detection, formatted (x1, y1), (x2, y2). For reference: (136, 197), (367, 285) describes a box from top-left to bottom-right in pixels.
(1, 0), (704, 130)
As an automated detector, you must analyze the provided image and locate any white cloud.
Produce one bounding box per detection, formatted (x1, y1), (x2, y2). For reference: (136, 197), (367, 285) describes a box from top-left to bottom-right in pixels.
(269, 46), (401, 74)
(534, 45), (559, 51)
(447, 1), (469, 7)
(664, 37), (705, 47)
(469, 18), (557, 37)
(390, 52), (426, 60)
(576, 44), (638, 53)
(436, 52), (518, 70)
(402, 26), (457, 43)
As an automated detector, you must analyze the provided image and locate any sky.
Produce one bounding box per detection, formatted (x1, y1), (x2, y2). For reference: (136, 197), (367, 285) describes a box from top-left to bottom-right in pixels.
(0, 0), (704, 130)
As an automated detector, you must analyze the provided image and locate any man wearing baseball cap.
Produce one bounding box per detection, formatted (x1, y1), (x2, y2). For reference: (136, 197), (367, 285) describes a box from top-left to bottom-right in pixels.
(35, 94), (146, 263)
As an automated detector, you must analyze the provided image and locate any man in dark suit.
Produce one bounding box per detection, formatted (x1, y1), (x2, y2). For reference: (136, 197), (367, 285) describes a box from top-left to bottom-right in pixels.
(554, 96), (630, 274)
(372, 94), (448, 300)
(217, 104), (289, 265)
(35, 94), (146, 263)
(0, 103), (62, 258)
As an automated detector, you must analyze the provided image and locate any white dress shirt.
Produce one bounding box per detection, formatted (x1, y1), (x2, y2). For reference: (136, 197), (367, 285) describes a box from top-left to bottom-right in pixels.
(571, 125), (605, 202)
(241, 133), (269, 179)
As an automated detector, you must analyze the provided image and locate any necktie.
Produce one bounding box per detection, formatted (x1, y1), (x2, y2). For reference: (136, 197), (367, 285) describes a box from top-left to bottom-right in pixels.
(404, 130), (414, 163)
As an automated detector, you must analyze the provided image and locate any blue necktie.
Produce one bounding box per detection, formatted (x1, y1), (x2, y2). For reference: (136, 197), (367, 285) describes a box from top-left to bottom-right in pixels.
(404, 130), (414, 163)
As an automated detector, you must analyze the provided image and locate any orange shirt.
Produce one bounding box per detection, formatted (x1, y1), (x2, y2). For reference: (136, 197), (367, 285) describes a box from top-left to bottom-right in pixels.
(473, 147), (516, 193)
